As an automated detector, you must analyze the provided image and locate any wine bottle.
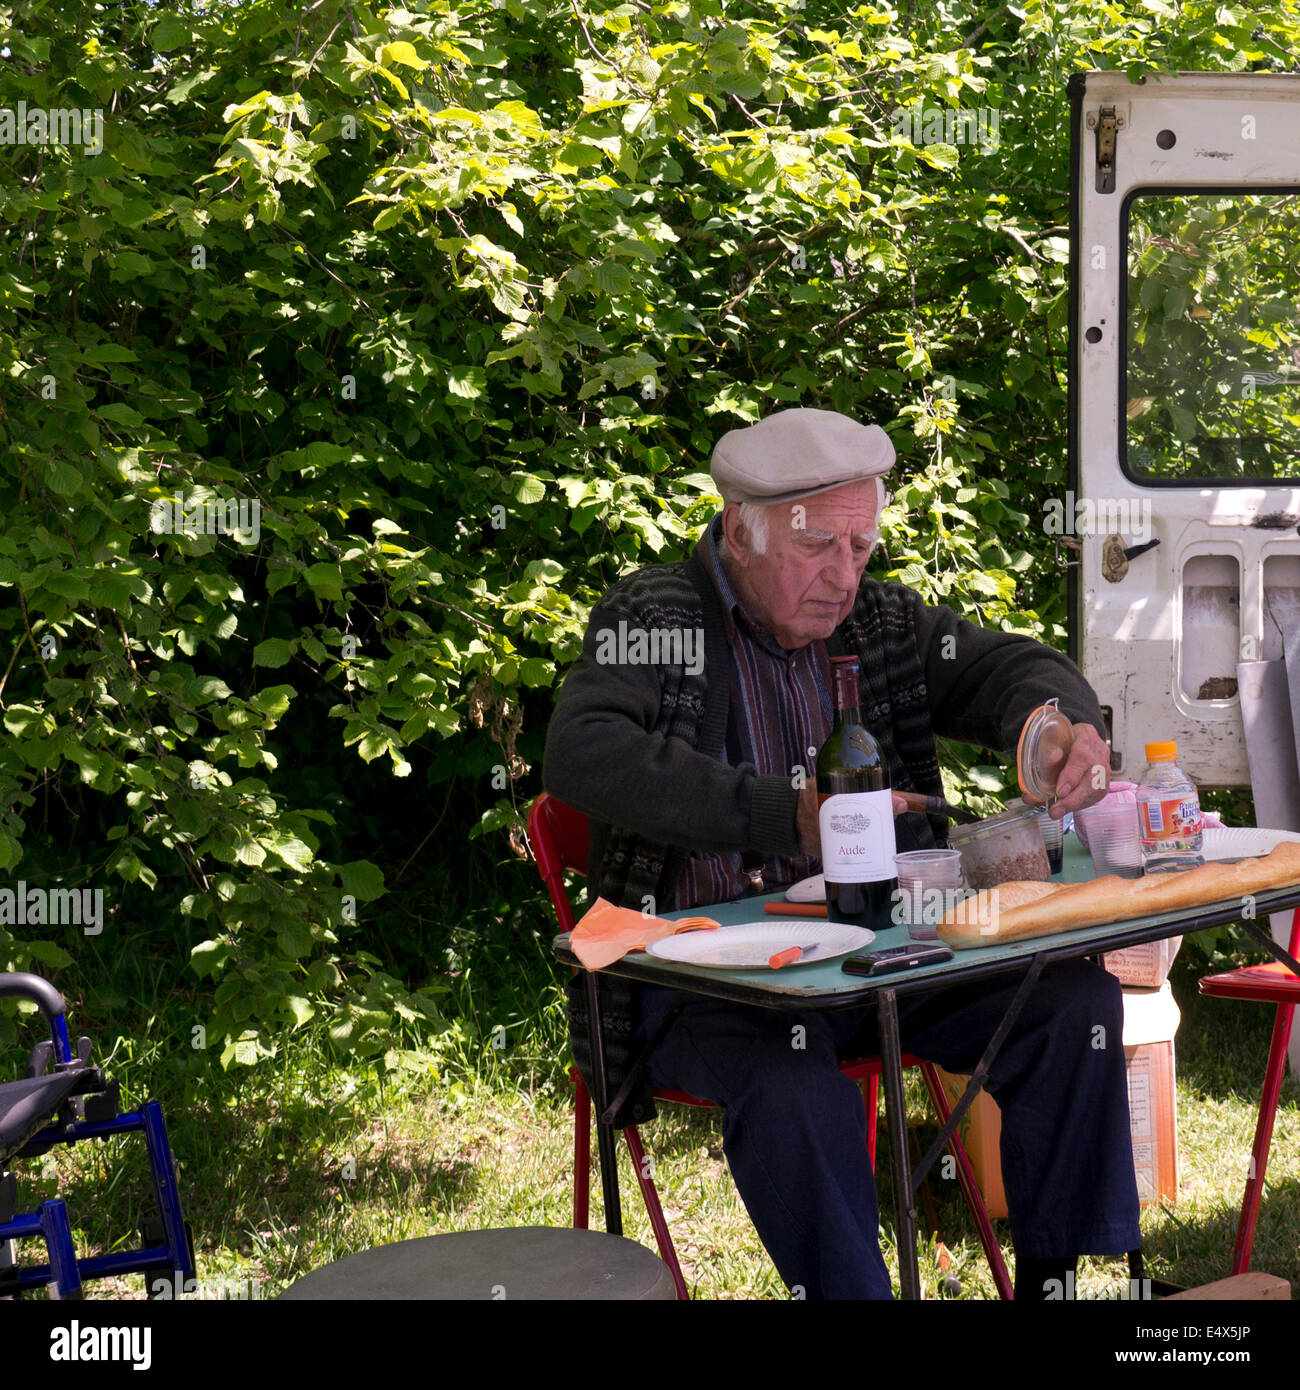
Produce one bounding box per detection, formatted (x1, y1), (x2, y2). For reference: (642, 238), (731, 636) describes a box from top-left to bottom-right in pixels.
(816, 655), (897, 932)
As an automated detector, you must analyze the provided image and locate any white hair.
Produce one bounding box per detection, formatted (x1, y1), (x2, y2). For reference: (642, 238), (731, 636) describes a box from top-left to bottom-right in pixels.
(731, 478), (887, 557)
(737, 501), (772, 555)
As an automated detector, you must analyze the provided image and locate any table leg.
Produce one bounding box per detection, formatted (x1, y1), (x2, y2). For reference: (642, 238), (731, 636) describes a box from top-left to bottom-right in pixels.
(910, 954), (1046, 1199)
(582, 969), (622, 1235)
(1240, 918), (1300, 978)
(876, 986), (920, 1301)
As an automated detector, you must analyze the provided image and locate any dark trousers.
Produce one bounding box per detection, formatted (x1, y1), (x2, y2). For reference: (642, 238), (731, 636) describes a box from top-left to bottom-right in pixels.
(634, 957), (1142, 1299)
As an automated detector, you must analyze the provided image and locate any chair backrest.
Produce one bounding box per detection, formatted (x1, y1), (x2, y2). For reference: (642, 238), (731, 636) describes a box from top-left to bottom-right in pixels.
(527, 793), (590, 934)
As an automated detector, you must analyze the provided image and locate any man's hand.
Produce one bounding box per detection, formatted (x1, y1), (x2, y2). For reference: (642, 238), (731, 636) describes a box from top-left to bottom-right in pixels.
(1042, 722), (1111, 820)
(796, 784), (910, 857)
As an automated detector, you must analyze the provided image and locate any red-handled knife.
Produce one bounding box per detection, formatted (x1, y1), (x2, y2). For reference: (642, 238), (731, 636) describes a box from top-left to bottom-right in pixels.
(769, 942), (821, 969)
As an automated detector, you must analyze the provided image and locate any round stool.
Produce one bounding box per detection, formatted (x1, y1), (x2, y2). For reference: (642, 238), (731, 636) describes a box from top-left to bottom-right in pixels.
(277, 1227), (678, 1300)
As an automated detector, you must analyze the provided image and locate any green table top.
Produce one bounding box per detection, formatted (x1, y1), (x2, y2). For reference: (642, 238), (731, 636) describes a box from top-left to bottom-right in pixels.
(556, 838), (1300, 1005)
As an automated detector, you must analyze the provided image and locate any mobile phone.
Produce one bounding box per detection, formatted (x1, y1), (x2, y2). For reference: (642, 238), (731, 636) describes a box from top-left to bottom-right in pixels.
(842, 943), (954, 977)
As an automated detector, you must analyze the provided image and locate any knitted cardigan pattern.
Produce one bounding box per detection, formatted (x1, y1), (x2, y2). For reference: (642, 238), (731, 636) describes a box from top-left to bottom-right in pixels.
(565, 552), (950, 1126)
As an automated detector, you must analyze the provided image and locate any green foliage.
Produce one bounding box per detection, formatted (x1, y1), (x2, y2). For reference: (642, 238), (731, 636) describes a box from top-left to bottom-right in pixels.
(1127, 192), (1300, 481)
(0, 0), (1296, 1058)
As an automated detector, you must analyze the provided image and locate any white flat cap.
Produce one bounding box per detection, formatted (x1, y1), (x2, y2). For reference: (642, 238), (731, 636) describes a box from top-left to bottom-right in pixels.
(710, 407), (896, 505)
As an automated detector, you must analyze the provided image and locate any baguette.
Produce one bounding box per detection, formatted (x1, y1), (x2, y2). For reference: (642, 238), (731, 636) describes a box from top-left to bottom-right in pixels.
(938, 841), (1300, 947)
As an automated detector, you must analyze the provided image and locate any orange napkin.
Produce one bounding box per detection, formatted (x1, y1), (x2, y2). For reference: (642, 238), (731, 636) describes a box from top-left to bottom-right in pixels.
(570, 897), (718, 969)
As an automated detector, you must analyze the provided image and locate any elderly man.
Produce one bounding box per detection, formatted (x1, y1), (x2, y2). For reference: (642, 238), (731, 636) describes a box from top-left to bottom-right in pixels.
(543, 407), (1141, 1300)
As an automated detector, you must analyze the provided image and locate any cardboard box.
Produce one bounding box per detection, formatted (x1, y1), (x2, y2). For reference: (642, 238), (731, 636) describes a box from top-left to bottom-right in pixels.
(933, 981), (1180, 1216)
(1104, 934), (1183, 988)
(1122, 982), (1181, 1206)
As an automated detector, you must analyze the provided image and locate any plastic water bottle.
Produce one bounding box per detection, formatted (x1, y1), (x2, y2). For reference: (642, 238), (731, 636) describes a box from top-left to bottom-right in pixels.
(1136, 741), (1204, 874)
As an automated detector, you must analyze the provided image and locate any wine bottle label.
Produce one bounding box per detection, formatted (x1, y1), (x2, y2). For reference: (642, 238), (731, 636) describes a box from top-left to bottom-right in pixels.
(818, 789), (896, 883)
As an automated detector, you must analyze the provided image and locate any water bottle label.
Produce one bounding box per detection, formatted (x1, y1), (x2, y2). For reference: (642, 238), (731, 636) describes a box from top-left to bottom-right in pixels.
(818, 790), (896, 883)
(1139, 795), (1202, 846)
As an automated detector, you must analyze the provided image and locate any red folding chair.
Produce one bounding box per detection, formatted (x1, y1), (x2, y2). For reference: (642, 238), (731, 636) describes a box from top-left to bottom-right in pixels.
(527, 791), (1013, 1300)
(1197, 903), (1300, 1275)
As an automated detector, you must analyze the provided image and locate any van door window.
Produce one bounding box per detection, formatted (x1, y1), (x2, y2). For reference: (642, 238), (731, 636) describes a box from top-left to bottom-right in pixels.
(1125, 191), (1300, 483)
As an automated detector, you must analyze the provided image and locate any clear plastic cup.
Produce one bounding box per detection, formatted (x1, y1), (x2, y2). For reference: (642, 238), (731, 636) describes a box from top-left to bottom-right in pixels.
(893, 849), (964, 940)
(1082, 802), (1144, 879)
(1073, 783), (1139, 850)
(1035, 806), (1064, 874)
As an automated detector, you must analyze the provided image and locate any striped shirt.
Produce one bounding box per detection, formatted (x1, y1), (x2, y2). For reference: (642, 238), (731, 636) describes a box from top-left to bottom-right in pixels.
(672, 516), (832, 909)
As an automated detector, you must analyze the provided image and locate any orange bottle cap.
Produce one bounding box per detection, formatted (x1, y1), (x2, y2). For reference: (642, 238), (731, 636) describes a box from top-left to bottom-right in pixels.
(1145, 740), (1178, 761)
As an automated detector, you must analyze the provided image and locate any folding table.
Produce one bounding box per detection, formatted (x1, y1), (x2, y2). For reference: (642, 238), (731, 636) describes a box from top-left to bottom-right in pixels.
(554, 840), (1300, 1298)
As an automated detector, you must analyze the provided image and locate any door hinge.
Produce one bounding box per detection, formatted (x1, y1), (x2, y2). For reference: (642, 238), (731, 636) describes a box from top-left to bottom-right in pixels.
(1088, 104), (1124, 195)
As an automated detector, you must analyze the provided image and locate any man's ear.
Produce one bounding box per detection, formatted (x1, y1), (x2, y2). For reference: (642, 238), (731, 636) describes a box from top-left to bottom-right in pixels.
(721, 502), (752, 566)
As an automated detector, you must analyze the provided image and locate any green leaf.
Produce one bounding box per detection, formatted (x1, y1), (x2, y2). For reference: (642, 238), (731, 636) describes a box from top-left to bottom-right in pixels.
(382, 40), (428, 69)
(98, 402), (144, 427)
(340, 860), (387, 902)
(271, 836), (313, 871)
(3, 706), (46, 737)
(249, 684), (294, 719)
(152, 17), (188, 50)
(509, 473), (546, 504)
(357, 731), (387, 762)
(47, 460), (83, 496)
(83, 344), (139, 363)
(189, 676), (233, 703)
(284, 995), (316, 1026)
(1168, 402), (1198, 441)
(253, 638), (296, 668)
(917, 142), (959, 170)
(276, 921), (314, 957)
(447, 366), (487, 398)
(23, 939), (75, 968)
(305, 564), (344, 601)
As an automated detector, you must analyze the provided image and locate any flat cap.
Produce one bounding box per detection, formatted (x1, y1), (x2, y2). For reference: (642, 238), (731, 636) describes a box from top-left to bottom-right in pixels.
(710, 407), (896, 506)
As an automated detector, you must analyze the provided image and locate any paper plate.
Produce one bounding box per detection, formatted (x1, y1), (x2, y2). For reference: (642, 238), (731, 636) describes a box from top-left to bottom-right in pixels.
(1203, 826), (1300, 862)
(646, 921), (874, 969)
(784, 873), (826, 903)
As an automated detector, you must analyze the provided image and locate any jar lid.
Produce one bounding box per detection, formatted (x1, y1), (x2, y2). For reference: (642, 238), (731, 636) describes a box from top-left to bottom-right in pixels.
(1016, 698), (1074, 806)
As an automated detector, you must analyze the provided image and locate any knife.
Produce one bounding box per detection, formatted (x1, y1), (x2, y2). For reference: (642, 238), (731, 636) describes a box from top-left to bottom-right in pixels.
(769, 942), (821, 969)
(895, 791), (982, 825)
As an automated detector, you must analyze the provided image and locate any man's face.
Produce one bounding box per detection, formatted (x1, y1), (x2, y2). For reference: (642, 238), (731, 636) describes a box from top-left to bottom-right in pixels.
(722, 479), (880, 650)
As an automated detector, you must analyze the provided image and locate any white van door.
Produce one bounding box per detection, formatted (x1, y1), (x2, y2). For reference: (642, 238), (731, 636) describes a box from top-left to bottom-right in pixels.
(1071, 69), (1300, 786)
(1069, 69), (1300, 1064)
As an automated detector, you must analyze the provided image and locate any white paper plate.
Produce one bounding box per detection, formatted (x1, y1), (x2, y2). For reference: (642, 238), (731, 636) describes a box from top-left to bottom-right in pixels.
(785, 873), (826, 903)
(646, 920), (874, 969)
(1203, 826), (1300, 862)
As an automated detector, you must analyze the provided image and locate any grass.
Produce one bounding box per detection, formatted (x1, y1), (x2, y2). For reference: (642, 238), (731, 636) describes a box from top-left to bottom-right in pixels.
(4, 938), (1297, 1300)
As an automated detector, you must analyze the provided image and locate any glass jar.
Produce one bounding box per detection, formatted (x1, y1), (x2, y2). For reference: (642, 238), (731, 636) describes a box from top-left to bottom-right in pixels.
(946, 804), (1051, 890)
